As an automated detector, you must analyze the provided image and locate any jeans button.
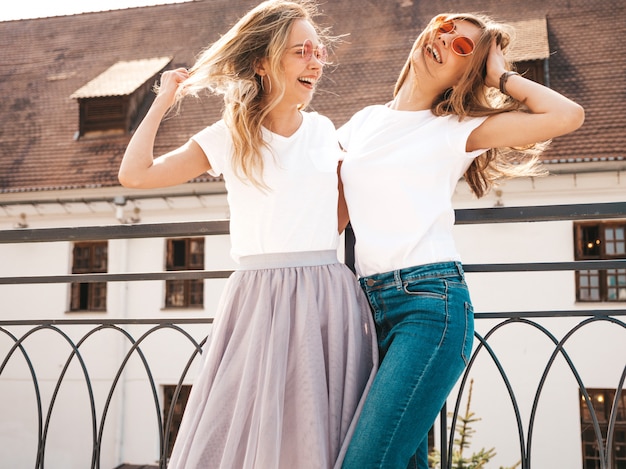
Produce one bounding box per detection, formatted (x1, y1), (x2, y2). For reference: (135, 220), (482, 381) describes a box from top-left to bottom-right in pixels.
(366, 279), (376, 286)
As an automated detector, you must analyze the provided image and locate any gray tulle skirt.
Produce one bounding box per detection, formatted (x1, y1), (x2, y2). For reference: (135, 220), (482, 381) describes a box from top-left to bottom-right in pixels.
(168, 250), (377, 469)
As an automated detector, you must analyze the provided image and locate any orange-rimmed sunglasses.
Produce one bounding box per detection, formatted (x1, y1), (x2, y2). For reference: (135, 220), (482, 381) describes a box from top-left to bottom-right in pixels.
(436, 19), (475, 56)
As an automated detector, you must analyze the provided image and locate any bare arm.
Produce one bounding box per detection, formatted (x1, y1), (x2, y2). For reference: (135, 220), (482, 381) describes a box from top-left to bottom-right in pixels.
(118, 68), (212, 189)
(467, 41), (584, 152)
(337, 161), (350, 234)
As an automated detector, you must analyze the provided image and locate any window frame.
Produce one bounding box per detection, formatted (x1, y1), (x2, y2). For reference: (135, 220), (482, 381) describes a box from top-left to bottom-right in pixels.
(574, 221), (626, 302)
(69, 241), (108, 312)
(163, 384), (192, 458)
(580, 388), (626, 469)
(513, 59), (546, 86)
(164, 237), (205, 309)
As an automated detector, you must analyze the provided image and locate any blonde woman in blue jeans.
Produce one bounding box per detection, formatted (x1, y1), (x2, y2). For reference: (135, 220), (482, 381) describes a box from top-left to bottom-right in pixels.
(337, 12), (584, 469)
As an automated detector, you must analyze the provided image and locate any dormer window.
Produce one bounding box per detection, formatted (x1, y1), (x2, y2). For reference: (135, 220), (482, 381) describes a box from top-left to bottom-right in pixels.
(70, 57), (172, 138)
(507, 18), (550, 85)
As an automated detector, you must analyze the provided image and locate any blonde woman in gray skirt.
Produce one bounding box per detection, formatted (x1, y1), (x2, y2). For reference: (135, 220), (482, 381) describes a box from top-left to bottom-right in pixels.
(118, 1), (377, 468)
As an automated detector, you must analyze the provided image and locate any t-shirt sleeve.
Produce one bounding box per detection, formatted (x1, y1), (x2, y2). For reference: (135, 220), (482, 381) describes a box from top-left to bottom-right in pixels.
(313, 113), (345, 163)
(447, 115), (489, 159)
(190, 120), (231, 177)
(337, 115), (356, 152)
(337, 106), (380, 153)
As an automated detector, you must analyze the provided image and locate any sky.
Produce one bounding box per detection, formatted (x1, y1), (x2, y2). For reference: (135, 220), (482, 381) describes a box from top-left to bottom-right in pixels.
(0, 0), (189, 22)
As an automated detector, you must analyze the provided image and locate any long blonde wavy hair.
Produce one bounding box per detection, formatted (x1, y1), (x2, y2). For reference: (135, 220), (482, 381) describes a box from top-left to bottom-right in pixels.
(179, 0), (332, 187)
(395, 13), (548, 198)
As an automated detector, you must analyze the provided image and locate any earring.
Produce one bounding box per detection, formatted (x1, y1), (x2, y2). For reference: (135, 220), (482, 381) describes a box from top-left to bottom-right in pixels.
(260, 75), (272, 94)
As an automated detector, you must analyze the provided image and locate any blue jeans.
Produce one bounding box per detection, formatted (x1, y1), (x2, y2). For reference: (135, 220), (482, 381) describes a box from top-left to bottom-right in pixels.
(341, 262), (474, 469)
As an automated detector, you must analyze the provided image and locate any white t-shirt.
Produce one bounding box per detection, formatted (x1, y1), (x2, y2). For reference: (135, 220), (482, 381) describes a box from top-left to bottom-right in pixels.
(192, 111), (343, 263)
(338, 105), (487, 277)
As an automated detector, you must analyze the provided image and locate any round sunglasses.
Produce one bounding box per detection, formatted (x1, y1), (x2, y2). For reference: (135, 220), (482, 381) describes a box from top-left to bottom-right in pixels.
(300, 39), (328, 64)
(437, 19), (475, 56)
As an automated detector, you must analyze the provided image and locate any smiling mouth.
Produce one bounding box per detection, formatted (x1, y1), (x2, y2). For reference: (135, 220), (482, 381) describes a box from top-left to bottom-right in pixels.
(425, 44), (442, 63)
(298, 77), (317, 88)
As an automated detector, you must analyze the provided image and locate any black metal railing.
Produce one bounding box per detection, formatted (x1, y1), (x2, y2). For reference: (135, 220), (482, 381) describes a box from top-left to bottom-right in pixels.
(1, 202), (625, 469)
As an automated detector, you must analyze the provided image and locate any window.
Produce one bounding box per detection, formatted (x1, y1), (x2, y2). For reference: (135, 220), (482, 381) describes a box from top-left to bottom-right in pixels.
(513, 59), (545, 86)
(163, 384), (192, 458)
(165, 238), (205, 308)
(70, 57), (171, 137)
(70, 241), (107, 311)
(507, 18), (549, 87)
(77, 96), (130, 135)
(580, 388), (626, 469)
(575, 221), (626, 302)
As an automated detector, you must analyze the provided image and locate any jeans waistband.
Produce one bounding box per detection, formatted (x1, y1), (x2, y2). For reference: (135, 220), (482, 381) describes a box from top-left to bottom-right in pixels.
(237, 250), (338, 270)
(360, 261), (465, 290)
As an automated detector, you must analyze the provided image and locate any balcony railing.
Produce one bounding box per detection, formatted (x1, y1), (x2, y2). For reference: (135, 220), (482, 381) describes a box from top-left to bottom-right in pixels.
(1, 202), (625, 469)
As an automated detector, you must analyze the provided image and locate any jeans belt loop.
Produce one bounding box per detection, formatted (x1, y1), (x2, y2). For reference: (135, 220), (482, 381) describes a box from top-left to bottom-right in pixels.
(455, 261), (464, 279)
(394, 269), (402, 290)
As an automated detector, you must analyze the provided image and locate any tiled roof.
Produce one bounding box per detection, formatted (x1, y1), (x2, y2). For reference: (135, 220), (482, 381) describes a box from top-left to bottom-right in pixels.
(507, 18), (550, 62)
(0, 0), (623, 194)
(71, 57), (172, 98)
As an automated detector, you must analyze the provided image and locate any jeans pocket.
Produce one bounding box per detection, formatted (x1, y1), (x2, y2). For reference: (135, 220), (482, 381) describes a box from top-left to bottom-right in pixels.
(402, 278), (447, 300)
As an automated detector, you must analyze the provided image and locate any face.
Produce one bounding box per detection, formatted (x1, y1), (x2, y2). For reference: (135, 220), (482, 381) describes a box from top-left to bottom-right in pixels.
(262, 19), (325, 108)
(414, 17), (481, 90)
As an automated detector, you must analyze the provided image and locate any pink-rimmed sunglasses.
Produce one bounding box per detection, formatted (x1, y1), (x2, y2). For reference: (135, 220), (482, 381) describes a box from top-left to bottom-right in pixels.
(300, 39), (328, 64)
(436, 19), (475, 56)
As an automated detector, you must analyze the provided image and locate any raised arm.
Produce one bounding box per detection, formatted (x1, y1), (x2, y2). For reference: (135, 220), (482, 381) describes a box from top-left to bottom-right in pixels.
(467, 40), (584, 152)
(118, 68), (212, 189)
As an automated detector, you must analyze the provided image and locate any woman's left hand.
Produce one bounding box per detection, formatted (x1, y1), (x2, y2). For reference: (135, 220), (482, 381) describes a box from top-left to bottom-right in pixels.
(484, 39), (507, 89)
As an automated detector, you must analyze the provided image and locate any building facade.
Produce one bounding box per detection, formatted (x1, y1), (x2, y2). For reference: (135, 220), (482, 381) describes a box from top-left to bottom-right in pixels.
(1, 0), (624, 467)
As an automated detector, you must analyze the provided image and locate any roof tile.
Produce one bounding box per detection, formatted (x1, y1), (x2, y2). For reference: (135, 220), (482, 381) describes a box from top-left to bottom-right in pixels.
(71, 57), (172, 98)
(0, 0), (623, 194)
